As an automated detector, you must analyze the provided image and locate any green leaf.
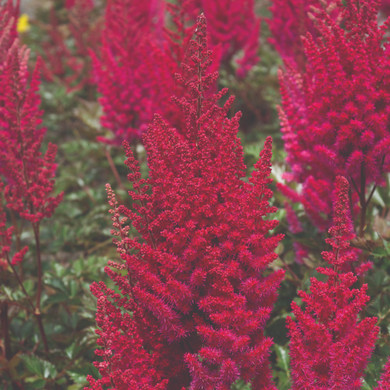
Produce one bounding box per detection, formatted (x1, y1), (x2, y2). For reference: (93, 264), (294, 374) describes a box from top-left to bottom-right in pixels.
(372, 189), (386, 208)
(67, 384), (85, 390)
(44, 277), (67, 293)
(23, 279), (35, 295)
(68, 279), (78, 298)
(67, 365), (93, 385)
(65, 342), (81, 360)
(361, 379), (372, 390)
(21, 355), (44, 377)
(42, 359), (57, 379)
(25, 378), (46, 388)
(231, 379), (251, 389)
(45, 292), (69, 305)
(21, 355), (57, 379)
(275, 344), (290, 375)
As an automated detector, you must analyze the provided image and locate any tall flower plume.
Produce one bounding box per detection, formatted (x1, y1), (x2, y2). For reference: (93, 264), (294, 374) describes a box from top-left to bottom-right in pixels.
(287, 176), (379, 389)
(91, 0), (260, 145)
(184, 0), (260, 77)
(277, 0), (390, 232)
(91, 0), (176, 145)
(0, 2), (62, 224)
(268, 0), (342, 69)
(87, 15), (283, 389)
(0, 0), (62, 356)
(0, 0), (18, 60)
(41, 0), (102, 92)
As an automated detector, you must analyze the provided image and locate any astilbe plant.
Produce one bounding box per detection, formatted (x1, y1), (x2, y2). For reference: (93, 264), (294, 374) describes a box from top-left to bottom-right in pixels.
(0, 0), (62, 356)
(268, 0), (389, 68)
(92, 0), (210, 146)
(87, 15), (284, 390)
(278, 0), (390, 233)
(268, 0), (342, 70)
(287, 176), (383, 389)
(0, 0), (18, 61)
(41, 0), (102, 93)
(0, 40), (62, 225)
(92, 0), (259, 145)
(91, 0), (175, 145)
(184, 0), (260, 77)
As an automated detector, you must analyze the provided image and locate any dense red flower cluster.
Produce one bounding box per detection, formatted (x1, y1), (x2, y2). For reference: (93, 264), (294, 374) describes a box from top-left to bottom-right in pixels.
(0, 1), (62, 226)
(277, 0), (390, 231)
(268, 0), (342, 69)
(0, 0), (18, 62)
(269, 0), (390, 68)
(92, 0), (260, 145)
(91, 0), (179, 144)
(87, 15), (283, 389)
(186, 0), (260, 77)
(287, 176), (379, 389)
(41, 0), (101, 92)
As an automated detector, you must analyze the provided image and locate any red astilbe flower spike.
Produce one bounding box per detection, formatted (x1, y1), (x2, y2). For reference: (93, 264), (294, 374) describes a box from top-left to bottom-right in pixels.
(87, 275), (170, 390)
(185, 0), (260, 77)
(0, 18), (63, 225)
(0, 0), (61, 355)
(0, 0), (18, 64)
(87, 15), (284, 390)
(65, 0), (101, 90)
(376, 358), (390, 389)
(287, 176), (380, 389)
(268, 0), (342, 70)
(41, 0), (102, 93)
(91, 0), (225, 145)
(91, 0), (176, 145)
(181, 0), (260, 77)
(278, 0), (390, 231)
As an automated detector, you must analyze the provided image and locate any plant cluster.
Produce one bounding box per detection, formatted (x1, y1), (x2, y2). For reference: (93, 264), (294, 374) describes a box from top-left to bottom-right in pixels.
(276, 0), (390, 235)
(1, 0), (390, 389)
(87, 16), (283, 389)
(0, 0), (62, 352)
(38, 0), (102, 93)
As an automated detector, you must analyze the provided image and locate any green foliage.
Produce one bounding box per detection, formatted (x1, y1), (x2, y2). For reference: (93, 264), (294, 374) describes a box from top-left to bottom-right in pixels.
(273, 344), (290, 390)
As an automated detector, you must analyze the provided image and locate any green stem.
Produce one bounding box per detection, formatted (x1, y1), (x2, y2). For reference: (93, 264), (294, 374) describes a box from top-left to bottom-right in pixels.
(32, 223), (49, 355)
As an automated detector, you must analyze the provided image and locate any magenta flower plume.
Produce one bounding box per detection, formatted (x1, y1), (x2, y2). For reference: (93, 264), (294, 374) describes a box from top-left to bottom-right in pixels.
(91, 0), (175, 145)
(268, 0), (342, 69)
(376, 358), (390, 389)
(185, 0), (260, 77)
(278, 0), (390, 231)
(0, 0), (18, 62)
(0, 2), (62, 226)
(42, 0), (101, 93)
(87, 15), (283, 390)
(287, 176), (379, 389)
(0, 0), (61, 355)
(92, 0), (260, 145)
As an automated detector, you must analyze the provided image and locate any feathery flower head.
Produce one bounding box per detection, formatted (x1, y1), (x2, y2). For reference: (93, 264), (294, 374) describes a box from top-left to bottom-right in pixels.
(87, 14), (283, 389)
(287, 176), (379, 389)
(278, 0), (390, 230)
